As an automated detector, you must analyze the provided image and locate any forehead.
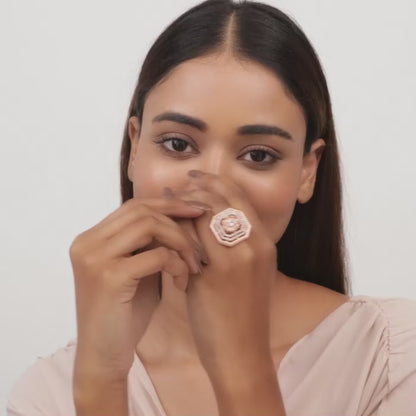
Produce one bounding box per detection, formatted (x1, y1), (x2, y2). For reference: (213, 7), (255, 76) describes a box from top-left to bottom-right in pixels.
(143, 55), (306, 142)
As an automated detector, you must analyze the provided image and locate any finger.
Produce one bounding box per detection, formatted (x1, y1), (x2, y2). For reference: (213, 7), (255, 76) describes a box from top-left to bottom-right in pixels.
(174, 217), (211, 267)
(101, 202), (204, 255)
(175, 187), (228, 211)
(188, 173), (259, 223)
(80, 197), (208, 243)
(127, 211), (206, 265)
(115, 247), (190, 292)
(184, 174), (266, 247)
(166, 250), (190, 292)
(174, 188), (234, 258)
(99, 215), (202, 275)
(175, 217), (202, 249)
(174, 187), (260, 264)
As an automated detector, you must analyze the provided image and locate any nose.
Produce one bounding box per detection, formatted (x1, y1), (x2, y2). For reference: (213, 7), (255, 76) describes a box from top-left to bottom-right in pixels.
(196, 146), (231, 178)
(180, 146), (240, 196)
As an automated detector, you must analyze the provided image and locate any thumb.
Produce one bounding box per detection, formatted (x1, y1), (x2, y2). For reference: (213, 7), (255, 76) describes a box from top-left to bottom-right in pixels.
(174, 274), (189, 292)
(161, 269), (189, 293)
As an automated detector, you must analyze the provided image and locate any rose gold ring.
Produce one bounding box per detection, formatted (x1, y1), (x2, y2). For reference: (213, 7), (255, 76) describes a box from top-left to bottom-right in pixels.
(209, 207), (251, 247)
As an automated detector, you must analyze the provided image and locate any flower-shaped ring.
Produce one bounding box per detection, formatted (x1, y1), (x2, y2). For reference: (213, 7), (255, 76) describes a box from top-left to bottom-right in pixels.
(209, 207), (252, 247)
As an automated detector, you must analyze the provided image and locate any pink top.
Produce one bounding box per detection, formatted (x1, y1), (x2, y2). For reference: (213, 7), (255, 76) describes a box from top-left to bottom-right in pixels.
(6, 295), (416, 416)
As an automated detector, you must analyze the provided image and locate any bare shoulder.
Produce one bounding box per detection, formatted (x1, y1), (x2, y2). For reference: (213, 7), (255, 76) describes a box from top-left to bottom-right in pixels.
(289, 277), (350, 327)
(272, 275), (350, 345)
(297, 278), (349, 303)
(270, 276), (350, 364)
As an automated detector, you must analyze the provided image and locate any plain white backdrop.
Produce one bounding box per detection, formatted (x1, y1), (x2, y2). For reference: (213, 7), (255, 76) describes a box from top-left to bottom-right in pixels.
(1, 0), (415, 412)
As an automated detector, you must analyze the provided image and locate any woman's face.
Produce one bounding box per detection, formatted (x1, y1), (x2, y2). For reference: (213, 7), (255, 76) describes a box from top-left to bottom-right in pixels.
(127, 53), (325, 244)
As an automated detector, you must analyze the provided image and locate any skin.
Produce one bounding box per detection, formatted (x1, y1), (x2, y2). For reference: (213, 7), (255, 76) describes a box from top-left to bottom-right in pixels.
(126, 51), (346, 373)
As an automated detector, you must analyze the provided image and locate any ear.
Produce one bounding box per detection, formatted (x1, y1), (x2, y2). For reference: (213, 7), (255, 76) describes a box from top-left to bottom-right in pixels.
(127, 116), (141, 182)
(297, 138), (326, 204)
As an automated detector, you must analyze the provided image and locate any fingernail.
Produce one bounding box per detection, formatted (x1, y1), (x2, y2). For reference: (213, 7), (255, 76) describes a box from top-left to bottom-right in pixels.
(192, 249), (202, 274)
(193, 243), (210, 265)
(162, 186), (175, 199)
(198, 245), (210, 265)
(183, 200), (213, 210)
(188, 170), (205, 178)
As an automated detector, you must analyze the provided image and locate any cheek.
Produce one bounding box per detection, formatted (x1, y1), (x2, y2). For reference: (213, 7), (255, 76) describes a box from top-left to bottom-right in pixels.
(246, 173), (300, 243)
(131, 146), (191, 198)
(132, 162), (172, 198)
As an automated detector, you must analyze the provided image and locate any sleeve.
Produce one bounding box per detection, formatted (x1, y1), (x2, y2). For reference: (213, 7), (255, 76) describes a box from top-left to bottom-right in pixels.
(369, 297), (416, 416)
(6, 358), (59, 416)
(6, 339), (78, 416)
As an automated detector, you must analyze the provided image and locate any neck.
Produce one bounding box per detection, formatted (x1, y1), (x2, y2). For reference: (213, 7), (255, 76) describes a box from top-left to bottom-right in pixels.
(136, 269), (294, 367)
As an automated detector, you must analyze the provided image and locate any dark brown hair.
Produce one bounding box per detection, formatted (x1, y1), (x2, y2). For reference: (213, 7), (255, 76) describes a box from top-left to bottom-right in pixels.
(119, 0), (351, 298)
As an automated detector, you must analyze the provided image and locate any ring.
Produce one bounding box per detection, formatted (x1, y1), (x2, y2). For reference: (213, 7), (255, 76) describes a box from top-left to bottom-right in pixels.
(209, 207), (251, 247)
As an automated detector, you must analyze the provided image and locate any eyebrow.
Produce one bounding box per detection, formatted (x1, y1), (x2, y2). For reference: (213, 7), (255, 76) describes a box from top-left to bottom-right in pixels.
(152, 111), (293, 140)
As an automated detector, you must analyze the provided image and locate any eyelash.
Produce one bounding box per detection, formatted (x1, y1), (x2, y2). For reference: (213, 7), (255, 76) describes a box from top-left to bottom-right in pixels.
(153, 135), (281, 166)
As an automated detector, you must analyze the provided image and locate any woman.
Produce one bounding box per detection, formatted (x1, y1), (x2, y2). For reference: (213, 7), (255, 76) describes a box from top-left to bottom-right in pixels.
(7, 1), (416, 415)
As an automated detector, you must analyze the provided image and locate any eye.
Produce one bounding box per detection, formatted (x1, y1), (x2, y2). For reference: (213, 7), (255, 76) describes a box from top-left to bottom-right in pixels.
(154, 135), (195, 155)
(240, 146), (280, 165)
(153, 135), (281, 166)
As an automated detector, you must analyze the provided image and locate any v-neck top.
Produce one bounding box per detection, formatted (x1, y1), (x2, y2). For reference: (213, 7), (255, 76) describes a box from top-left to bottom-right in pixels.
(6, 295), (416, 416)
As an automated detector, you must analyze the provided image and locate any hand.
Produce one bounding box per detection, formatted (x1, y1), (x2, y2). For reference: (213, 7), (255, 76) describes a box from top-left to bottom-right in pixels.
(69, 196), (207, 395)
(175, 170), (278, 377)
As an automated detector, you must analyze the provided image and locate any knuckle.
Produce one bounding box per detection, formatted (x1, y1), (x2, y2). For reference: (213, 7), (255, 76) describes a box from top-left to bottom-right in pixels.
(71, 231), (85, 244)
(77, 251), (100, 270)
(128, 205), (151, 226)
(134, 215), (156, 234)
(136, 202), (150, 215)
(69, 242), (79, 259)
(126, 198), (149, 215)
(69, 235), (85, 259)
(125, 198), (145, 214)
(169, 249), (181, 260)
(163, 214), (180, 228)
(144, 215), (158, 227)
(155, 245), (170, 260)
